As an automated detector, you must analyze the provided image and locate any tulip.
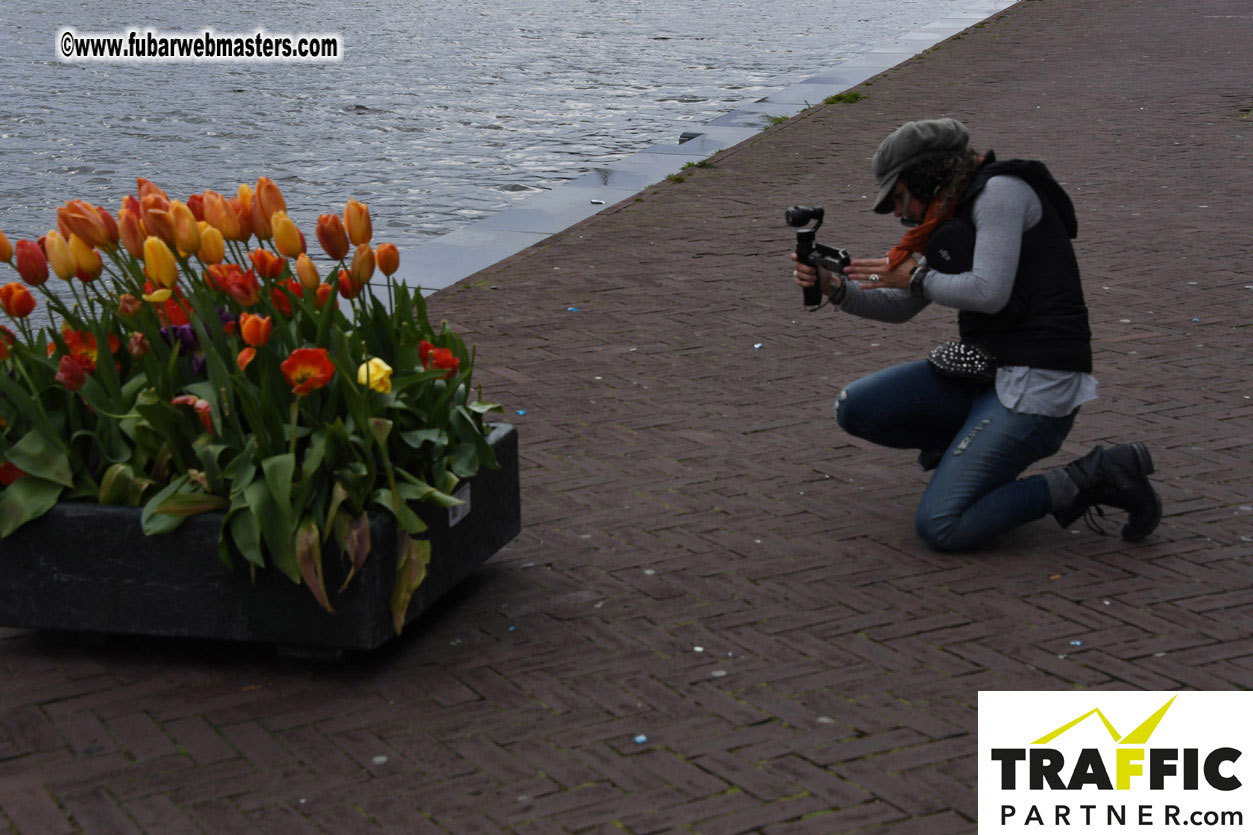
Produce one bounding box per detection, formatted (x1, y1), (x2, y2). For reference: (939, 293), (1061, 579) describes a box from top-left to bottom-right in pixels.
(376, 242), (399, 277)
(117, 294), (142, 317)
(255, 176), (286, 223)
(186, 193), (205, 222)
(249, 195), (272, 241)
(1, 282), (36, 318)
(63, 199), (110, 248)
(95, 206), (119, 249)
(230, 196), (253, 241)
(0, 229), (11, 263)
(337, 268), (361, 299)
(357, 357), (393, 394)
(198, 224), (225, 264)
(56, 207), (73, 242)
(143, 288), (173, 304)
(44, 231), (77, 281)
(67, 234), (102, 282)
(172, 394), (214, 434)
(118, 208), (147, 258)
(239, 312), (272, 347)
(294, 253), (319, 291)
(137, 177), (167, 201)
(0, 462), (26, 485)
(55, 355), (86, 391)
(316, 213), (350, 261)
(141, 194), (177, 246)
(143, 236), (179, 289)
(271, 211), (304, 258)
(169, 200), (201, 256)
(203, 190), (242, 241)
(350, 243), (375, 286)
(128, 332), (150, 357)
(315, 283), (335, 309)
(419, 339), (460, 380)
(281, 347), (336, 395)
(344, 199), (372, 246)
(249, 248), (285, 280)
(222, 267), (261, 307)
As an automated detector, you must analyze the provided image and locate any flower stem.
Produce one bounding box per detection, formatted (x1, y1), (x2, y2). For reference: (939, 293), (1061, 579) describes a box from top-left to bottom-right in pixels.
(289, 398), (300, 458)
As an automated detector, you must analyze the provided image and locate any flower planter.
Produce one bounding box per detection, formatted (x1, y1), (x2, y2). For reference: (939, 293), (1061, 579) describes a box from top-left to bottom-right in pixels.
(0, 424), (519, 657)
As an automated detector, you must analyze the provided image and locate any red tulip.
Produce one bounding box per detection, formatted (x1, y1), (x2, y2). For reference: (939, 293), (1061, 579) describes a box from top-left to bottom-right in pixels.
(14, 240), (48, 286)
(316, 213), (349, 261)
(281, 347), (336, 395)
(55, 355), (86, 390)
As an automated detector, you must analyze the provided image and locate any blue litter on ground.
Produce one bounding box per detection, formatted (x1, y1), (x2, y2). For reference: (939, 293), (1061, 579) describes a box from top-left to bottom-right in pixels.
(633, 734), (647, 745)
(1069, 640), (1082, 646)
(516, 409), (527, 415)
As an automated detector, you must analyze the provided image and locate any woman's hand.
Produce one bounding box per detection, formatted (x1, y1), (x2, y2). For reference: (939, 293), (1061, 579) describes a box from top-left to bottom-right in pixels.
(790, 253), (841, 298)
(845, 256), (915, 290)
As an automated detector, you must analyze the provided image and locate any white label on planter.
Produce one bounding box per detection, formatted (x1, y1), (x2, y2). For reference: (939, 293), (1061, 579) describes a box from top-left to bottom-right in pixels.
(448, 484), (471, 528)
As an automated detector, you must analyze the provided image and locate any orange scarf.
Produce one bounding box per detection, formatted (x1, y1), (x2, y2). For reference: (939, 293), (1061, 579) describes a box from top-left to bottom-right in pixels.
(885, 198), (956, 271)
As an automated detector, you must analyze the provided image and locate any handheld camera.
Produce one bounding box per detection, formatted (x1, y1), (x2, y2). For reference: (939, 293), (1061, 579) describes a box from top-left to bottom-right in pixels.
(786, 205), (851, 307)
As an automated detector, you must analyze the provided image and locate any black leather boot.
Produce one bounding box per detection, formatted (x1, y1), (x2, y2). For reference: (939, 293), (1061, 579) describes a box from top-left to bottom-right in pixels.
(1053, 443), (1162, 541)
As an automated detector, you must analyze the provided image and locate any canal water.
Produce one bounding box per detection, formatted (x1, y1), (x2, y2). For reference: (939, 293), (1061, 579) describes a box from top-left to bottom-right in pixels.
(2, 0), (960, 272)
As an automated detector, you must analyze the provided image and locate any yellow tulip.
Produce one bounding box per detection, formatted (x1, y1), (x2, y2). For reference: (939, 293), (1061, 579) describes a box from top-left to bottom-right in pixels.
(237, 184), (254, 213)
(143, 236), (179, 289)
(344, 199), (372, 246)
(67, 234), (102, 281)
(271, 211), (304, 258)
(170, 200), (201, 256)
(295, 253), (319, 291)
(356, 357), (393, 394)
(198, 224), (225, 264)
(142, 288), (173, 304)
(44, 231), (77, 281)
(350, 243), (375, 285)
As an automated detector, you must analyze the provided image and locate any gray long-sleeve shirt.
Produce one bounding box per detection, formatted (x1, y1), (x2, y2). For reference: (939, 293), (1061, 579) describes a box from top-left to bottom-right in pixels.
(838, 175), (1097, 417)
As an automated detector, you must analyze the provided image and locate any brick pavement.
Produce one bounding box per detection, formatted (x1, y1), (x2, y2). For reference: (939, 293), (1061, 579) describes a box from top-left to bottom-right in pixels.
(2, 0), (1251, 832)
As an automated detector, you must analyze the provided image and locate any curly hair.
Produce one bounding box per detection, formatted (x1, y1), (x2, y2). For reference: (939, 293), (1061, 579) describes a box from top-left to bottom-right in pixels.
(899, 148), (983, 212)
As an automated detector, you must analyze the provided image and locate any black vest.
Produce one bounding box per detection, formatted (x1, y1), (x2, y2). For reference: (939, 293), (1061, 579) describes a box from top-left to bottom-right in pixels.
(925, 156), (1093, 373)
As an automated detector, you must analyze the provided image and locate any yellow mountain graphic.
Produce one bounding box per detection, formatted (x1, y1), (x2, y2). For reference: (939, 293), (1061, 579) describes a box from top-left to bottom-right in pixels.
(1031, 696), (1176, 745)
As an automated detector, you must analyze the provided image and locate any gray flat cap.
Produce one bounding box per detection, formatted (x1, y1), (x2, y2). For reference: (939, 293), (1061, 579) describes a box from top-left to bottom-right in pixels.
(871, 118), (970, 214)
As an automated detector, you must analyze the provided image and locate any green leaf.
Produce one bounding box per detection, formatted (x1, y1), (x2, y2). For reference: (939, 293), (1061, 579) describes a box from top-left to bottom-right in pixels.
(262, 453), (296, 513)
(247, 478), (299, 582)
(369, 487), (428, 534)
(152, 490), (229, 517)
(0, 476), (64, 537)
(226, 492), (265, 569)
(98, 463), (137, 505)
(140, 474), (190, 535)
(4, 429), (74, 488)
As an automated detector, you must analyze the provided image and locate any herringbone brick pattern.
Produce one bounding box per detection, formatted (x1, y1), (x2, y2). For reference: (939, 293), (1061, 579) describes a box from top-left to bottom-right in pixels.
(2, 0), (1250, 831)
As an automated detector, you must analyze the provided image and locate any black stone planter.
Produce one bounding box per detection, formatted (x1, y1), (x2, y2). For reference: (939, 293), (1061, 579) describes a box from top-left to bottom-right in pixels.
(0, 424), (519, 656)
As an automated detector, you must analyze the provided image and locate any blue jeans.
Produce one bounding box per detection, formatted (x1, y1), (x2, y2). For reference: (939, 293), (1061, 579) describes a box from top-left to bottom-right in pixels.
(835, 360), (1075, 551)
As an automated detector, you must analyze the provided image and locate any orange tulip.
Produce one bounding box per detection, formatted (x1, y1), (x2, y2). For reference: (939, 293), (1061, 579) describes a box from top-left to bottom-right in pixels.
(316, 213), (350, 261)
(375, 242), (399, 277)
(249, 196), (272, 241)
(295, 253), (319, 291)
(249, 248), (286, 280)
(67, 234), (102, 282)
(337, 268), (361, 299)
(0, 229), (11, 263)
(95, 205), (119, 249)
(315, 283), (335, 308)
(213, 265), (261, 307)
(281, 347), (336, 395)
(350, 243), (375, 286)
(63, 199), (110, 248)
(14, 240), (48, 285)
(271, 211), (304, 257)
(169, 200), (201, 256)
(141, 193), (177, 246)
(255, 176), (286, 223)
(1, 282), (36, 317)
(198, 224), (225, 264)
(117, 208), (147, 258)
(344, 199), (372, 246)
(143, 236), (179, 289)
(44, 231), (77, 281)
(230, 196), (253, 241)
(240, 312), (272, 347)
(56, 206), (73, 242)
(202, 190), (242, 241)
(137, 177), (167, 201)
(237, 347), (256, 371)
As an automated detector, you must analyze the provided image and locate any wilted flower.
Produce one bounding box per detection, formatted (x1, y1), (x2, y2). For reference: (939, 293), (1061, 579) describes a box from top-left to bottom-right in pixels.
(127, 331), (150, 357)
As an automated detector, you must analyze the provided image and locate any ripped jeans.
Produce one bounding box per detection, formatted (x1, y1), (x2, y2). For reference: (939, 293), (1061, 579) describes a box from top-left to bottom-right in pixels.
(834, 360), (1075, 551)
